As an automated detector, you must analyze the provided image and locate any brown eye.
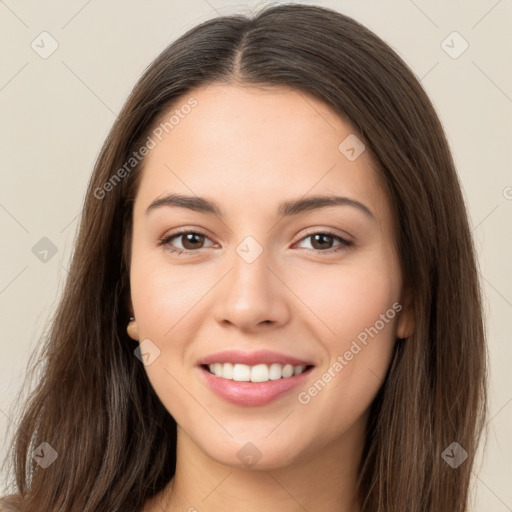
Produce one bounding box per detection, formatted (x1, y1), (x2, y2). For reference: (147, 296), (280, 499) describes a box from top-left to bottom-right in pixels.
(309, 233), (335, 250)
(159, 230), (215, 255)
(180, 232), (205, 250)
(296, 230), (353, 254)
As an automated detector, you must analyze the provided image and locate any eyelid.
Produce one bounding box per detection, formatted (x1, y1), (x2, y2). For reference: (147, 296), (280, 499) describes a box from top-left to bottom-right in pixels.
(292, 228), (353, 254)
(296, 226), (353, 243)
(159, 226), (354, 256)
(158, 227), (215, 249)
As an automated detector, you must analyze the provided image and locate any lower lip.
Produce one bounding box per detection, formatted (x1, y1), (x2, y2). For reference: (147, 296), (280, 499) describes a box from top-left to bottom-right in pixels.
(197, 365), (314, 406)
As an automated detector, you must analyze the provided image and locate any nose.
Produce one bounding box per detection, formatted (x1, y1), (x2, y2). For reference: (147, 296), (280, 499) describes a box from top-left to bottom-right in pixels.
(212, 244), (291, 332)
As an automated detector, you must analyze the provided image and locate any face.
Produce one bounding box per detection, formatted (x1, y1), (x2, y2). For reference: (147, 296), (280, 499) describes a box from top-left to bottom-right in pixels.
(128, 83), (413, 470)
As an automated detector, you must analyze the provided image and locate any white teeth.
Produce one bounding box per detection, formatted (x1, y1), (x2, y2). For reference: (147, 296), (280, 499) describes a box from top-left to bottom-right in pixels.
(222, 362), (233, 379)
(294, 365), (305, 375)
(250, 364), (269, 382)
(232, 363), (251, 381)
(206, 362), (309, 382)
(282, 364), (294, 378)
(269, 363), (282, 380)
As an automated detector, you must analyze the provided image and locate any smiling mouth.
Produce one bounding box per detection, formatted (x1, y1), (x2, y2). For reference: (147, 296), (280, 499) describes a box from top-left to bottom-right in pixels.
(201, 362), (314, 383)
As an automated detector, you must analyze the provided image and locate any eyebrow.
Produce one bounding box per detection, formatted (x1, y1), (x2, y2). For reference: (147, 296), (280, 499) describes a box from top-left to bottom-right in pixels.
(145, 193), (375, 220)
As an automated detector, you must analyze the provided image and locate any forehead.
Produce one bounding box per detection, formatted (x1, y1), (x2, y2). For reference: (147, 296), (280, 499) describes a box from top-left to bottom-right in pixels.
(134, 83), (392, 232)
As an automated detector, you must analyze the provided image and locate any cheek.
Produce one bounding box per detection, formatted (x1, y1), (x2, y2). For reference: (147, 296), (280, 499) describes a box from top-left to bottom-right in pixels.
(293, 248), (400, 347)
(130, 247), (207, 338)
(293, 253), (400, 431)
(129, 248), (225, 403)
(129, 253), (203, 419)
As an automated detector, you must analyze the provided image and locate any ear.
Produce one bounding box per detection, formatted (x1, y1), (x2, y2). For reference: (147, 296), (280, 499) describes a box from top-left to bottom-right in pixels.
(396, 288), (415, 339)
(126, 317), (139, 341)
(125, 295), (139, 340)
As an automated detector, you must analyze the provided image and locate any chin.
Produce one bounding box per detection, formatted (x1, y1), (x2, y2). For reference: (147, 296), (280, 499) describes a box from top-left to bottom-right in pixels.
(194, 428), (308, 471)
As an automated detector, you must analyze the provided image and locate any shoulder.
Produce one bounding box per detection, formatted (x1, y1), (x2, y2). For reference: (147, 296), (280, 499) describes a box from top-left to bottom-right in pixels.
(0, 495), (21, 512)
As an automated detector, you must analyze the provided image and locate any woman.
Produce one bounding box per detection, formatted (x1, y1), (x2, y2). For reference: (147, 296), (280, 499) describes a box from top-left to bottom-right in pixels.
(0, 4), (488, 511)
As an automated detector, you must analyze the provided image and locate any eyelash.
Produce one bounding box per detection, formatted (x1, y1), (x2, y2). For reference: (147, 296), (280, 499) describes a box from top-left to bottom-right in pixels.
(158, 228), (353, 256)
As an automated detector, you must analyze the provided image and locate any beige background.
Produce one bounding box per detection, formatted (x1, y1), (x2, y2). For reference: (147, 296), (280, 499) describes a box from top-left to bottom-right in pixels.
(1, 0), (511, 509)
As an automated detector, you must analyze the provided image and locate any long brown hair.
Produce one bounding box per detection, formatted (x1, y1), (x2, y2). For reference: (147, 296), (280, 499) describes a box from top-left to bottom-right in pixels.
(1, 4), (488, 511)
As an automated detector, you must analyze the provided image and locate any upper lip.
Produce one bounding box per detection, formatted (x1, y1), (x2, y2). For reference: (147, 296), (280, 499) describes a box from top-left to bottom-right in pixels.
(197, 349), (314, 367)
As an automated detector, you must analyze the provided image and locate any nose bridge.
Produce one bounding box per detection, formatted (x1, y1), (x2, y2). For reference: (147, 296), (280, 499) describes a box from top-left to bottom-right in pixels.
(229, 234), (274, 304)
(213, 233), (289, 328)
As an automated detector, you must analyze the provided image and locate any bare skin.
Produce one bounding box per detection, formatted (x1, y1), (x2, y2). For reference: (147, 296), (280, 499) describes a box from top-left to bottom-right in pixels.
(126, 83), (414, 512)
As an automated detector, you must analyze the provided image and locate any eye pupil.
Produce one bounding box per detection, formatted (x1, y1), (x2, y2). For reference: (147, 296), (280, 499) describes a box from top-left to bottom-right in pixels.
(311, 233), (333, 250)
(182, 233), (204, 250)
